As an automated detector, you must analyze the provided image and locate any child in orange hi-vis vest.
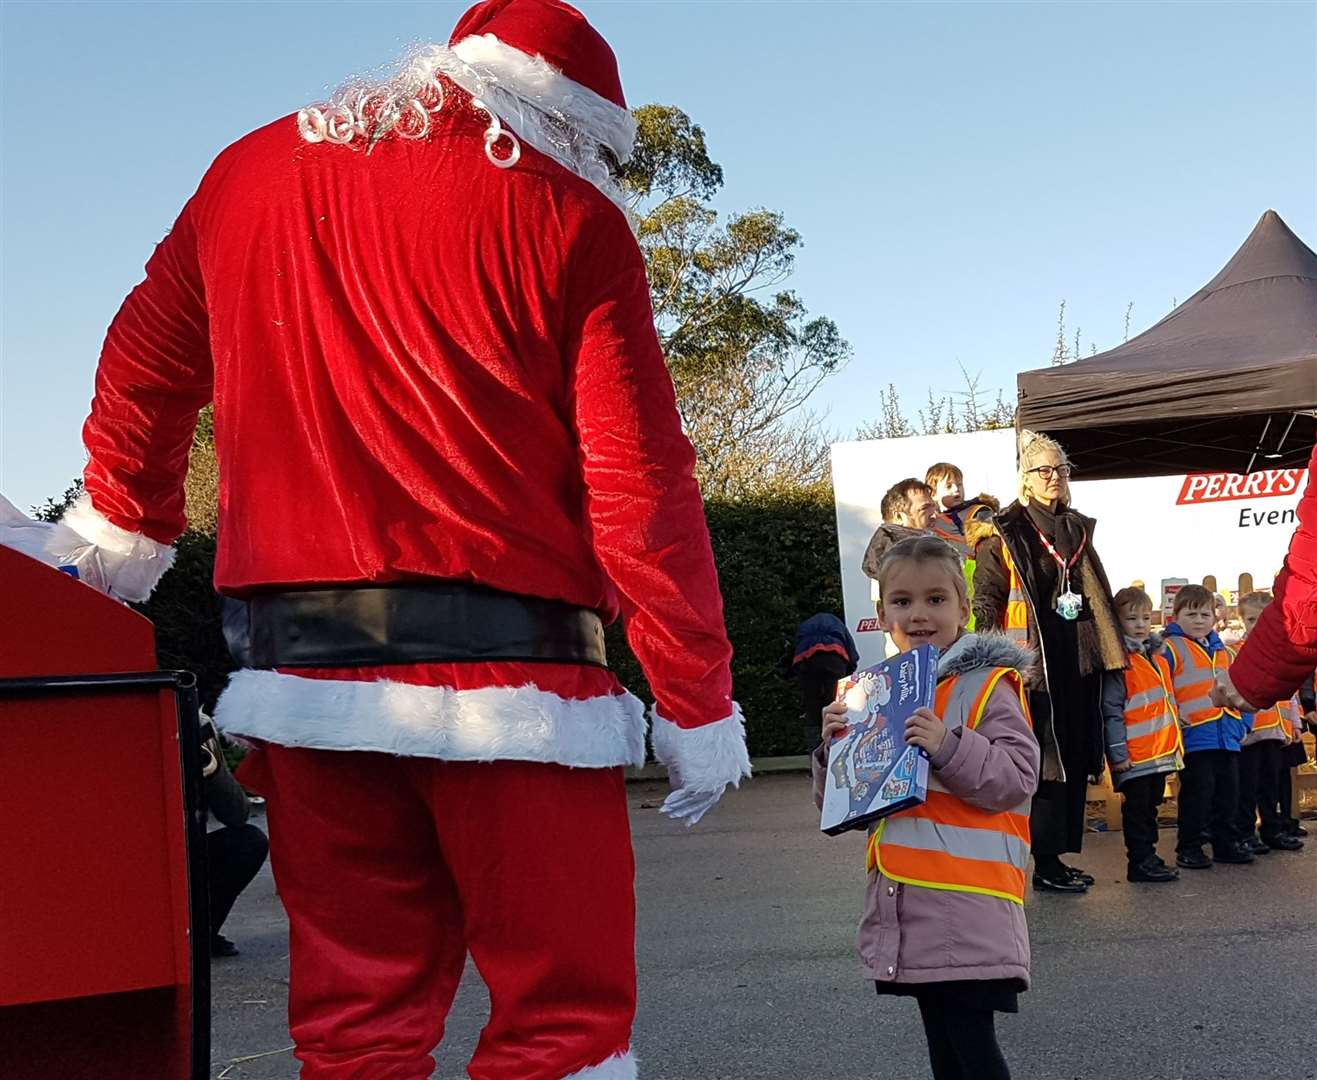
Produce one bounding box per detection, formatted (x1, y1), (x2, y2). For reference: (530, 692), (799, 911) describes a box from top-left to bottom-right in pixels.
(815, 535), (1039, 1080)
(1163, 584), (1256, 870)
(1102, 587), (1184, 883)
(1234, 592), (1305, 854)
(925, 462), (999, 562)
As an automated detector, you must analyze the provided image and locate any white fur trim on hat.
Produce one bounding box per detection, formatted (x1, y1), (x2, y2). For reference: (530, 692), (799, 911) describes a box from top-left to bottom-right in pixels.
(214, 670), (647, 768)
(650, 704), (752, 793)
(564, 1051), (638, 1079)
(449, 33), (635, 161)
(59, 492), (176, 602)
(298, 34), (636, 213)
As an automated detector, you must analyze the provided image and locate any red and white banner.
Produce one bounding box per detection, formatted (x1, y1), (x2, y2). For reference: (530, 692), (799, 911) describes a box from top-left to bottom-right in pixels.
(1176, 469), (1305, 505)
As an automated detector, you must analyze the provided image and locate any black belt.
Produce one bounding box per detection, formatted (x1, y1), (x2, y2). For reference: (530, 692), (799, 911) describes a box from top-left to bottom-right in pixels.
(221, 583), (607, 669)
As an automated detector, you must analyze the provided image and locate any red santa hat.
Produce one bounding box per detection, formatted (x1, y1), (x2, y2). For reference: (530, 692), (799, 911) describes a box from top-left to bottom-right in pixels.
(449, 0), (626, 109)
(298, 0), (635, 207)
(446, 0), (635, 165)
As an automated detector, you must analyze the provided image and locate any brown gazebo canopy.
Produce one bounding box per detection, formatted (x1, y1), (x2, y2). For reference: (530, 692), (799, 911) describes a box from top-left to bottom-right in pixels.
(1016, 210), (1317, 480)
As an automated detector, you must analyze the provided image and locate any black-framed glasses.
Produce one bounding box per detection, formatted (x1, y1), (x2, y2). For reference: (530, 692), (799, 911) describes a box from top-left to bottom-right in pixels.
(1028, 464), (1073, 480)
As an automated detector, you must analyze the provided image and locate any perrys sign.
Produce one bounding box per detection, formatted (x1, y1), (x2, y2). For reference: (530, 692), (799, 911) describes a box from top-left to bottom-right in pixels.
(1177, 470), (1305, 525)
(831, 431), (1307, 670)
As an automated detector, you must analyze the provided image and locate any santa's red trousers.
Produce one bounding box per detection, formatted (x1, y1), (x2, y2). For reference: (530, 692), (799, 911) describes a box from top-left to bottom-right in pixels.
(240, 746), (637, 1079)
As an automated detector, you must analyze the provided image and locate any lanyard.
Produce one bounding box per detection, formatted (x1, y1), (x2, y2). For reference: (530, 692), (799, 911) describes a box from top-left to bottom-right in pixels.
(1031, 521), (1088, 619)
(1030, 522), (1087, 574)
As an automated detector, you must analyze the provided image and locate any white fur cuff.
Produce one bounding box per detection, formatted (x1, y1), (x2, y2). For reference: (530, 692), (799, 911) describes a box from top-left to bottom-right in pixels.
(565, 1051), (638, 1079)
(60, 492), (176, 602)
(650, 704), (752, 793)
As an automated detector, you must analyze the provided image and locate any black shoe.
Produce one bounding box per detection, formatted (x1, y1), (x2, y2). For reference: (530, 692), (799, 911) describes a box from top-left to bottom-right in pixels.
(1176, 849), (1213, 870)
(1291, 824), (1309, 837)
(210, 934), (240, 958)
(1128, 856), (1179, 883)
(1212, 843), (1256, 865)
(1264, 834), (1304, 851)
(1245, 836), (1272, 855)
(1032, 869), (1089, 893)
(1059, 863), (1096, 886)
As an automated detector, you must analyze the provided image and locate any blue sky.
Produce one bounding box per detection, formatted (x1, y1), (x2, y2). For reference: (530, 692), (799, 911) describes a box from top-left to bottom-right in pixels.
(2, 0), (1313, 512)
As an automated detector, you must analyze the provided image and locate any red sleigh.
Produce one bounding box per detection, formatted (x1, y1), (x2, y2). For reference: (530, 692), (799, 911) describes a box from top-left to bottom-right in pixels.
(0, 544), (208, 1079)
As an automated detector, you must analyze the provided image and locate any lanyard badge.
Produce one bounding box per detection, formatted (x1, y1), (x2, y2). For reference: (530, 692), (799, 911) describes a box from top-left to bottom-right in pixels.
(1032, 523), (1088, 621)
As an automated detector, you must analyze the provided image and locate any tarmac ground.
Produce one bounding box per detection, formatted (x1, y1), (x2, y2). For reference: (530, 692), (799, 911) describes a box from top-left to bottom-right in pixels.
(210, 773), (1317, 1080)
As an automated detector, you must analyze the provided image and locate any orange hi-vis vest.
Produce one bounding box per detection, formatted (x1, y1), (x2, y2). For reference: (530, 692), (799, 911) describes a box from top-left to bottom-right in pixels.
(1250, 698), (1291, 736)
(1122, 652), (1183, 764)
(930, 515), (970, 559)
(1164, 636), (1240, 726)
(998, 544), (1030, 647)
(932, 503), (994, 560)
(866, 666), (1032, 905)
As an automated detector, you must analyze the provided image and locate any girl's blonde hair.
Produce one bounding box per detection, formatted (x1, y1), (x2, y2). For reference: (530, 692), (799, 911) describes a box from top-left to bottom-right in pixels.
(1017, 429), (1070, 505)
(876, 535), (968, 606)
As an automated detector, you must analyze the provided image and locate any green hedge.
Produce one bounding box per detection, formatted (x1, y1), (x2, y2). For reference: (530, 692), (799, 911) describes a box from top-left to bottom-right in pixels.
(137, 487), (843, 757)
(135, 531), (231, 713)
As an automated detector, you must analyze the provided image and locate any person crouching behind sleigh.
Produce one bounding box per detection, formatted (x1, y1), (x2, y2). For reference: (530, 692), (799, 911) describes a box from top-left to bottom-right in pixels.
(1102, 587), (1183, 883)
(815, 535), (1039, 1080)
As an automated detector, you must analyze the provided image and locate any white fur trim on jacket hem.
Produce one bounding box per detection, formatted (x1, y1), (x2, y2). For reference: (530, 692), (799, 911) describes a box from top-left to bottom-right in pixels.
(563, 1051), (637, 1080)
(650, 704), (752, 793)
(214, 669), (647, 768)
(59, 492), (176, 602)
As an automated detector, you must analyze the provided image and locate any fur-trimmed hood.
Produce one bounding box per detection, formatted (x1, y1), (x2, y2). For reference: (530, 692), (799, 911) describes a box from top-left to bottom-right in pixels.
(861, 523), (926, 580)
(964, 516), (999, 554)
(937, 631), (1036, 682)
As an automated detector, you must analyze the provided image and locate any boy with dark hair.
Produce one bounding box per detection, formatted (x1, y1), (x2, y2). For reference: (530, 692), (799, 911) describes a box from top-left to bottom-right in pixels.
(880, 478), (937, 530)
(1164, 584), (1255, 869)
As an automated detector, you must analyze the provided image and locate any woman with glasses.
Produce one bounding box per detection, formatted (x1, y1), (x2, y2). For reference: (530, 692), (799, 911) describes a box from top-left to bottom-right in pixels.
(966, 431), (1126, 893)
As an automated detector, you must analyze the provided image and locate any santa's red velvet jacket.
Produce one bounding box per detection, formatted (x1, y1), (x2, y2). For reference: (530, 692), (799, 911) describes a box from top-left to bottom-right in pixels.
(66, 101), (749, 788)
(1232, 439), (1317, 709)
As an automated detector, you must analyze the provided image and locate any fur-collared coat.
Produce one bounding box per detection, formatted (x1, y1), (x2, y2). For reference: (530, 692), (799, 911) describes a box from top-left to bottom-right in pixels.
(967, 501), (1124, 782)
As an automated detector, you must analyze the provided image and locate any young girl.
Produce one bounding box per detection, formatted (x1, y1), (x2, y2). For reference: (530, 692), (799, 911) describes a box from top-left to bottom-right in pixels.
(815, 535), (1039, 1080)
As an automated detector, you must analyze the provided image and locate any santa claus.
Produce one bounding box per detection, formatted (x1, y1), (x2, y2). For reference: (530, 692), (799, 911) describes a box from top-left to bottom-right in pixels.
(60, 1), (750, 1076)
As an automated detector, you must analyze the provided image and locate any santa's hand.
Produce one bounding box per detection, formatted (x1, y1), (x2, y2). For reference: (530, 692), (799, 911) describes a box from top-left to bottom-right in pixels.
(1210, 671), (1250, 712)
(59, 493), (175, 602)
(660, 778), (727, 827)
(650, 705), (751, 829)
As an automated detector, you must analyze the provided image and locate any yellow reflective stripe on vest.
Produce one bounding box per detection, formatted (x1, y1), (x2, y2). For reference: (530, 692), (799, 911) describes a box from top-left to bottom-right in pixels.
(999, 545), (1030, 646)
(1122, 653), (1182, 763)
(1166, 637), (1239, 725)
(866, 667), (1032, 904)
(971, 667), (1028, 729)
(1252, 703), (1285, 731)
